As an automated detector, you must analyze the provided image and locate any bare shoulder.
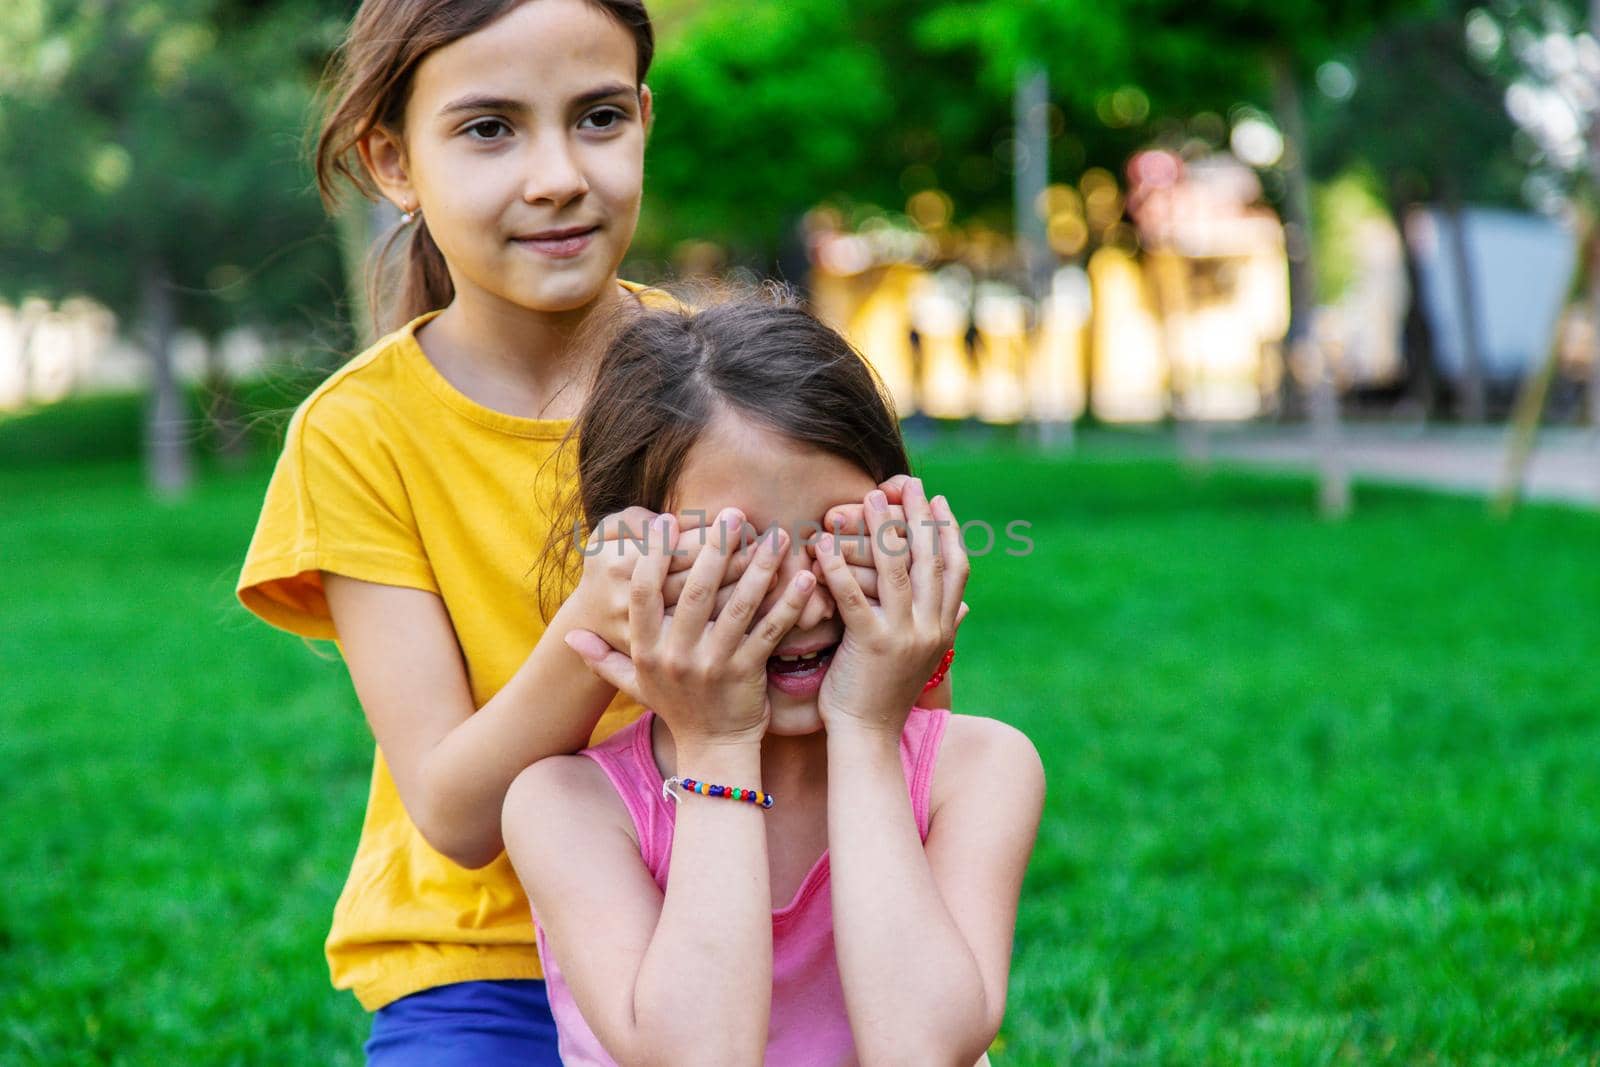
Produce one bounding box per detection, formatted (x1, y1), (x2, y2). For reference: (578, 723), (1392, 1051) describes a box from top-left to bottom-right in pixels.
(938, 714), (1044, 780)
(930, 714), (1046, 815)
(503, 754), (638, 851)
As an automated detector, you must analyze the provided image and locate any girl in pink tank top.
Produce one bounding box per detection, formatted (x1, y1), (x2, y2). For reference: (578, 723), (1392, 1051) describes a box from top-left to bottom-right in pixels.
(504, 294), (1044, 1065)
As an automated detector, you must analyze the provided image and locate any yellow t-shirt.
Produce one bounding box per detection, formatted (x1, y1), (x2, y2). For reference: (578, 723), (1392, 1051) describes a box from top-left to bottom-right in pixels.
(237, 290), (656, 1010)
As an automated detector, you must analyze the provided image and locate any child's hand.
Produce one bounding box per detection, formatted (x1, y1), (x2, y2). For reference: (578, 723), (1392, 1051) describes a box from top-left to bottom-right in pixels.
(819, 474), (915, 548)
(574, 507), (761, 654)
(566, 509), (818, 748)
(815, 474), (946, 609)
(803, 532), (883, 606)
(812, 478), (969, 737)
(664, 514), (843, 634)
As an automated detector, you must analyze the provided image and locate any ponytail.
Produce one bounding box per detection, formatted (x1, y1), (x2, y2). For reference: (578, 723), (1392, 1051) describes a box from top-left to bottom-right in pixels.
(365, 217), (456, 336)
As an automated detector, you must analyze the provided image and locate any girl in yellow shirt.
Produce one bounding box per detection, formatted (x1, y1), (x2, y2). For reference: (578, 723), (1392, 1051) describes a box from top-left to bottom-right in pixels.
(238, 0), (948, 1062)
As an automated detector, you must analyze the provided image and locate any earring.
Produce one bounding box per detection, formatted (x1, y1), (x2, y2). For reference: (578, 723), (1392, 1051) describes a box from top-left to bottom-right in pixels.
(401, 203), (419, 224)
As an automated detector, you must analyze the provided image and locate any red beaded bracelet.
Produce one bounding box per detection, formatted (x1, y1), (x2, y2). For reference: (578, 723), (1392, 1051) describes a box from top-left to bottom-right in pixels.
(662, 775), (774, 809)
(921, 647), (956, 693)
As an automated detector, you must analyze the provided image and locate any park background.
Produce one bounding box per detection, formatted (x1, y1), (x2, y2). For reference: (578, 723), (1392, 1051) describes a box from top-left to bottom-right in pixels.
(4, 0), (1600, 1063)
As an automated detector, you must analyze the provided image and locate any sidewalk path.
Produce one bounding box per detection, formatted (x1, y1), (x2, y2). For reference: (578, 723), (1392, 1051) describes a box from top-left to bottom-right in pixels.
(1202, 425), (1600, 508)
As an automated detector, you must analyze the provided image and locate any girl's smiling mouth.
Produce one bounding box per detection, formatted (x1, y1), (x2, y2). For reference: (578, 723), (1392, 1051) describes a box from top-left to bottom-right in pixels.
(512, 225), (599, 258)
(766, 640), (841, 698)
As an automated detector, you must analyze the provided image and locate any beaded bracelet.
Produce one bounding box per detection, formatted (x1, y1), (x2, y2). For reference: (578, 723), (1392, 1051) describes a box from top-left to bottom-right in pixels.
(921, 647), (956, 693)
(662, 775), (775, 809)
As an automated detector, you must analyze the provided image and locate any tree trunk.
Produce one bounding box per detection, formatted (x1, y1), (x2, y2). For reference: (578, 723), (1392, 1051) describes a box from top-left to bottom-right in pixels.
(1589, 224), (1600, 432)
(1270, 49), (1349, 518)
(1390, 198), (1443, 420)
(1014, 62), (1051, 303)
(1014, 63), (1072, 450)
(1441, 188), (1488, 422)
(141, 260), (192, 497)
(1270, 51), (1314, 416)
(1494, 333), (1561, 516)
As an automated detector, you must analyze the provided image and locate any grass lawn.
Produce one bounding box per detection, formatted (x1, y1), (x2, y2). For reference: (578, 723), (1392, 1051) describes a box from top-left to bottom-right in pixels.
(3, 415), (1600, 1065)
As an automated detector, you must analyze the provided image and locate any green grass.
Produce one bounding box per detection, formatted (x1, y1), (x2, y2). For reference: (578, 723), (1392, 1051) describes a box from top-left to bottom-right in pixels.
(4, 410), (1600, 1064)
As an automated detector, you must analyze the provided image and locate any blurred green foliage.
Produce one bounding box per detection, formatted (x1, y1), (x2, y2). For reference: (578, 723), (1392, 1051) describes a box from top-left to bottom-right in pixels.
(637, 0), (1448, 255)
(0, 0), (1485, 295)
(0, 372), (321, 468)
(0, 0), (348, 341)
(1307, 2), (1527, 211)
(1311, 169), (1393, 304)
(0, 0), (1583, 380)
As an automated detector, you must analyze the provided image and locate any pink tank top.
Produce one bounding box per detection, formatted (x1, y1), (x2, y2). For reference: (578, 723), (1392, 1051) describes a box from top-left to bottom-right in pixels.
(534, 706), (951, 1066)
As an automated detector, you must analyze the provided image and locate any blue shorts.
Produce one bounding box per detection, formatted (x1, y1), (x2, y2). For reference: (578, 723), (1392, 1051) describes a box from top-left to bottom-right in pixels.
(364, 979), (562, 1066)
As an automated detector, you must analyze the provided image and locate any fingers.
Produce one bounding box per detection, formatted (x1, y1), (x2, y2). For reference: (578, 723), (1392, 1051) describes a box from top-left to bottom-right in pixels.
(811, 558), (878, 602)
(818, 504), (905, 567)
(933, 495), (970, 640)
(563, 629), (642, 703)
(627, 513), (676, 655)
(721, 525), (759, 582)
(587, 506), (660, 552)
(702, 575), (783, 622)
(824, 474), (912, 533)
(812, 531), (875, 630)
(663, 509), (741, 573)
(900, 477), (942, 618)
(821, 502), (865, 540)
(708, 524), (789, 655)
(662, 526), (757, 599)
(861, 488), (912, 616)
(734, 566), (818, 673)
(877, 474), (914, 502)
(668, 507), (744, 638)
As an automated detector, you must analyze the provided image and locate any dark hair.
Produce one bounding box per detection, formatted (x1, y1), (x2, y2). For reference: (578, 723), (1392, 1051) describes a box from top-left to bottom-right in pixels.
(535, 288), (913, 619)
(312, 0), (654, 337)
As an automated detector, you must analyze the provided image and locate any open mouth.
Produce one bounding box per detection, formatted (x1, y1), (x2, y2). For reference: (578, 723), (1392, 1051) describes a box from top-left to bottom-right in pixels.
(766, 641), (840, 677)
(764, 639), (841, 699)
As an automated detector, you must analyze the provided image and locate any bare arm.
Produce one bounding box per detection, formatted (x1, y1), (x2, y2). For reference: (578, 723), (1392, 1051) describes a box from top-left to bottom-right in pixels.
(326, 573), (620, 868)
(826, 715), (1044, 1065)
(504, 743), (772, 1065)
(810, 477), (1034, 1063)
(322, 507), (766, 869)
(820, 473), (969, 712)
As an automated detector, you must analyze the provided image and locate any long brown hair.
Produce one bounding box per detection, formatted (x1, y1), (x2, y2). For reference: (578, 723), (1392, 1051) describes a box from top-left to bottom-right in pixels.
(536, 287), (913, 619)
(313, 0), (654, 337)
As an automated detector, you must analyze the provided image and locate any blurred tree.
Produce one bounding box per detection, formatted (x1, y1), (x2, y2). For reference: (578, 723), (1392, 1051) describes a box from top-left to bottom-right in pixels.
(1477, 0), (1600, 426)
(0, 0), (344, 492)
(1463, 0), (1599, 503)
(640, 0), (896, 264)
(1308, 6), (1527, 421)
(923, 4), (1433, 347)
(641, 0), (1164, 261)
(914, 0), (1443, 514)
